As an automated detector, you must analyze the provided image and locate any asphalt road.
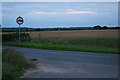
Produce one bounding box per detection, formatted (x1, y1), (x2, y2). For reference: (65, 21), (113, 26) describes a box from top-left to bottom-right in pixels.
(3, 46), (119, 78)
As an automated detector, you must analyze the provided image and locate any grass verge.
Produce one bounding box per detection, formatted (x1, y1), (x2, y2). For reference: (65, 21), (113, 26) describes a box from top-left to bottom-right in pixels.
(3, 42), (118, 54)
(31, 37), (118, 49)
(2, 48), (27, 80)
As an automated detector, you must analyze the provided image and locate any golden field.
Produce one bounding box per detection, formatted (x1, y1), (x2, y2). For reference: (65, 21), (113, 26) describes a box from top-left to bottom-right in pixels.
(2, 29), (118, 38)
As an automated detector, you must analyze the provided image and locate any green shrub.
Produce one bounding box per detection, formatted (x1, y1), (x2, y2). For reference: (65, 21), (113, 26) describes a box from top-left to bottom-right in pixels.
(2, 48), (27, 80)
(2, 33), (31, 42)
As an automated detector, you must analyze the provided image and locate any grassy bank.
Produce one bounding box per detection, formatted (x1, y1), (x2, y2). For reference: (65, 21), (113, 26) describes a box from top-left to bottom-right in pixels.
(2, 48), (27, 80)
(31, 37), (118, 49)
(3, 37), (119, 54)
(3, 41), (118, 54)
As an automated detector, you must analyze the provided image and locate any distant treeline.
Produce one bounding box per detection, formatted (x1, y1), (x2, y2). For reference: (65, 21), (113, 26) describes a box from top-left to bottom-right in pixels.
(2, 25), (120, 32)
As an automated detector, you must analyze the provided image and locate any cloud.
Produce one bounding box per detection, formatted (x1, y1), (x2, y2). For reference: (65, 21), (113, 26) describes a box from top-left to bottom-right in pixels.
(34, 11), (58, 15)
(2, 7), (11, 10)
(68, 9), (76, 11)
(66, 11), (96, 14)
(32, 10), (96, 15)
(2, 0), (119, 2)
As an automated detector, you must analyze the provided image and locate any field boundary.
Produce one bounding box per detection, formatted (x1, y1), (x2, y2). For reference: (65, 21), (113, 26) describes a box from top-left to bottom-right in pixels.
(3, 42), (119, 54)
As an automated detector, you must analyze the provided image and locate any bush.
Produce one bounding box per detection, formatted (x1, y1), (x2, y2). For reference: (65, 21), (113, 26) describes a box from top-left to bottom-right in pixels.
(2, 33), (31, 42)
(2, 48), (27, 80)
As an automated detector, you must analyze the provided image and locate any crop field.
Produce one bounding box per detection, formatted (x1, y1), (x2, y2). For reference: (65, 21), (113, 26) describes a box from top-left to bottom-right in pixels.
(2, 29), (118, 38)
(3, 29), (119, 54)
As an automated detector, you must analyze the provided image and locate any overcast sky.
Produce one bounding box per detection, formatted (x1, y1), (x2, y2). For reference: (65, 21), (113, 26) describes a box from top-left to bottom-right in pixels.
(2, 2), (118, 28)
(2, 0), (119, 2)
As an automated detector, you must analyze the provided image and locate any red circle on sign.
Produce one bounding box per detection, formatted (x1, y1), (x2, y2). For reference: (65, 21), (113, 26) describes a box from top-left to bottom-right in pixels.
(16, 16), (24, 25)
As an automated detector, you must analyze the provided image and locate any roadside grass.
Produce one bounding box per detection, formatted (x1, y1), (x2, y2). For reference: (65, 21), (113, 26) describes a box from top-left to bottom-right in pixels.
(31, 37), (118, 49)
(2, 48), (27, 80)
(3, 37), (119, 54)
(3, 42), (118, 54)
(0, 52), (2, 80)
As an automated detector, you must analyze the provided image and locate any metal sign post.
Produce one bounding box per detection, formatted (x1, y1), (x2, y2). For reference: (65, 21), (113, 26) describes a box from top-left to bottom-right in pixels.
(19, 24), (20, 41)
(16, 16), (24, 41)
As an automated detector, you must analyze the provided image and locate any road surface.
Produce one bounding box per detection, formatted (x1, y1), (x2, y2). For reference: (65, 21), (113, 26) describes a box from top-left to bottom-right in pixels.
(3, 46), (119, 78)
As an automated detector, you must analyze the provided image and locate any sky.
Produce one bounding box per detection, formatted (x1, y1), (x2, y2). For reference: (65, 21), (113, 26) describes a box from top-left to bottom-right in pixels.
(2, 2), (118, 28)
(1, 0), (119, 2)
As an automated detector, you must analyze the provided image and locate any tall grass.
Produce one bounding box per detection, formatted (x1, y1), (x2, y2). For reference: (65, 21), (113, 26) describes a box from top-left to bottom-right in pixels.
(3, 41), (118, 54)
(0, 52), (2, 80)
(2, 48), (27, 80)
(3, 35), (118, 54)
(31, 37), (118, 49)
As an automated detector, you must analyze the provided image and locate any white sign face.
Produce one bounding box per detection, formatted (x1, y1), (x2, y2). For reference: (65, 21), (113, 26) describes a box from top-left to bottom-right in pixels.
(16, 16), (24, 25)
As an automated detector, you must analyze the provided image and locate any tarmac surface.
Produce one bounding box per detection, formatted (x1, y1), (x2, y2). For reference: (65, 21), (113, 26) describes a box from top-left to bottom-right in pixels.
(3, 46), (119, 78)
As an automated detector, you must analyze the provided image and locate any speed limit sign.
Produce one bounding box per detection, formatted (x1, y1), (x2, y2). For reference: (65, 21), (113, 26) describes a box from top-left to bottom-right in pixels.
(16, 16), (24, 25)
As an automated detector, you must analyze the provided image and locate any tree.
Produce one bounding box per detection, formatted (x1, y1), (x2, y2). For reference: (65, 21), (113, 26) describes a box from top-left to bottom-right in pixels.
(35, 28), (41, 31)
(93, 25), (102, 29)
(114, 27), (120, 29)
(102, 26), (109, 29)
